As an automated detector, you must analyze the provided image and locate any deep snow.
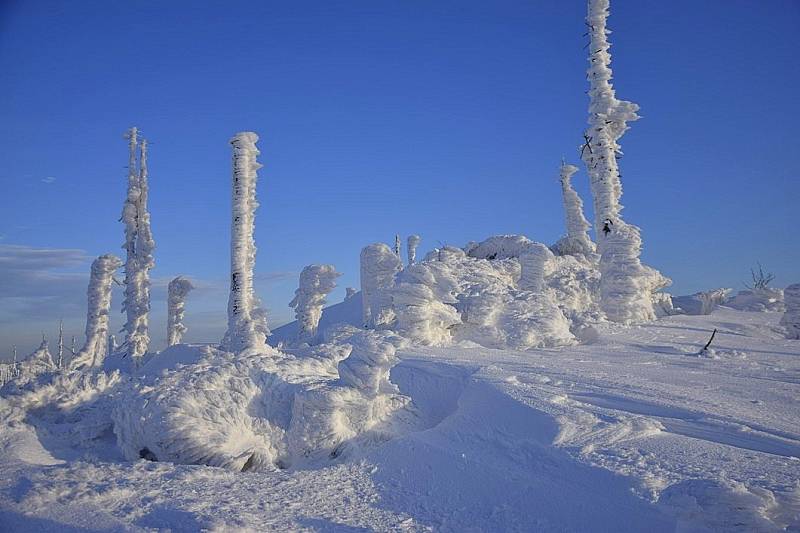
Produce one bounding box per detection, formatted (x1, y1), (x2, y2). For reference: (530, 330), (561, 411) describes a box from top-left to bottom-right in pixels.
(1, 307), (799, 532)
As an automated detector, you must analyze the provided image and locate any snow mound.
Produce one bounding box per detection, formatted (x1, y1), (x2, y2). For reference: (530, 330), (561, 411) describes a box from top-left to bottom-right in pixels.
(727, 287), (785, 312)
(781, 283), (800, 339)
(112, 332), (416, 471)
(672, 288), (731, 316)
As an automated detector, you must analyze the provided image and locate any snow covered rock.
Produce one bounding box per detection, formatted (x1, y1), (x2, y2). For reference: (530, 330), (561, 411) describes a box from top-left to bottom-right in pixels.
(167, 276), (194, 346)
(289, 264), (341, 344)
(726, 288), (784, 312)
(672, 288), (731, 316)
(360, 243), (401, 327)
(780, 284), (800, 339)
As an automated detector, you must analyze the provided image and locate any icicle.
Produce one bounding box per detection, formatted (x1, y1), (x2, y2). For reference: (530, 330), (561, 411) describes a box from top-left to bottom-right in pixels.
(221, 132), (270, 353)
(70, 254), (123, 371)
(167, 276), (194, 346)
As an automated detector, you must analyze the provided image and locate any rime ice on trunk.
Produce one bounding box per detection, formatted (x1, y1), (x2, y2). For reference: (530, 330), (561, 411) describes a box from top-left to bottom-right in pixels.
(221, 132), (270, 353)
(56, 319), (64, 369)
(781, 284), (800, 340)
(581, 0), (654, 323)
(70, 254), (123, 371)
(121, 128), (155, 364)
(168, 276), (194, 346)
(554, 163), (595, 256)
(407, 235), (421, 266)
(360, 243), (402, 327)
(518, 244), (554, 293)
(394, 235), (402, 258)
(289, 265), (341, 344)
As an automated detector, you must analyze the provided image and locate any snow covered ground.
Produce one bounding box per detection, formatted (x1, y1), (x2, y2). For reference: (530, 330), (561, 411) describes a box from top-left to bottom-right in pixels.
(1, 307), (798, 532)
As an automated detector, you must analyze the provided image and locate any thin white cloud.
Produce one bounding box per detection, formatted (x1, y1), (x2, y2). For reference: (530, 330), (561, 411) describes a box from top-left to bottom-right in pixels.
(41, 176), (56, 184)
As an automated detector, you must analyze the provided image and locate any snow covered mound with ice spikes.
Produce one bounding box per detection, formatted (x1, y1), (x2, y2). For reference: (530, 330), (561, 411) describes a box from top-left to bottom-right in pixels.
(112, 329), (416, 472)
(348, 234), (668, 350)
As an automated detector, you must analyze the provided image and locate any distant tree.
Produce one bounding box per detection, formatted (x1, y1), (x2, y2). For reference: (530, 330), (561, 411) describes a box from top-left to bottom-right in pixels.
(744, 263), (775, 290)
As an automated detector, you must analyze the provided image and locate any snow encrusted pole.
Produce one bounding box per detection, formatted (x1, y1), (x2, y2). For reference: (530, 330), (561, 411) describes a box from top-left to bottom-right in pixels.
(121, 128), (155, 364)
(581, 0), (654, 323)
(56, 319), (64, 369)
(289, 264), (341, 343)
(167, 276), (194, 346)
(221, 132), (270, 353)
(407, 234), (421, 266)
(70, 254), (123, 371)
(781, 284), (800, 339)
(556, 162), (594, 255)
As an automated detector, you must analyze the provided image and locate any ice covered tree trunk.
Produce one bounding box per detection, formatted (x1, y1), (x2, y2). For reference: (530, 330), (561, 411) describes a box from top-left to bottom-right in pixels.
(598, 224), (655, 323)
(168, 276), (194, 346)
(407, 234), (421, 266)
(360, 243), (402, 327)
(221, 132), (270, 353)
(581, 0), (655, 323)
(108, 334), (117, 356)
(289, 264), (341, 344)
(56, 319), (64, 369)
(554, 163), (594, 255)
(781, 284), (800, 339)
(121, 128), (155, 364)
(70, 254), (123, 371)
(518, 244), (554, 293)
(394, 235), (401, 258)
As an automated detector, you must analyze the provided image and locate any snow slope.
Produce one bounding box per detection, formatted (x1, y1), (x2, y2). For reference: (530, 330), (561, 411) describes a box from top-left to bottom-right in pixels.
(1, 308), (799, 531)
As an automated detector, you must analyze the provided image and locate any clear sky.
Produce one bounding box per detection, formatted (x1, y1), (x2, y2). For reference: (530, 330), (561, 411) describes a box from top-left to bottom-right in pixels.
(1, 0), (798, 358)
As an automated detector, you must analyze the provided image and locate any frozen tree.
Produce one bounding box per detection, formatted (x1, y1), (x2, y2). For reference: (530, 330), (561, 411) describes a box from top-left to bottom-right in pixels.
(345, 287), (357, 300)
(56, 319), (64, 369)
(579, 0), (655, 323)
(360, 243), (402, 327)
(394, 234), (401, 258)
(221, 132), (270, 353)
(518, 244), (555, 292)
(553, 162), (595, 256)
(121, 128), (155, 364)
(70, 254), (123, 371)
(70, 336), (76, 357)
(28, 337), (55, 373)
(781, 284), (800, 340)
(168, 276), (194, 346)
(108, 334), (118, 356)
(289, 265), (341, 344)
(407, 234), (421, 266)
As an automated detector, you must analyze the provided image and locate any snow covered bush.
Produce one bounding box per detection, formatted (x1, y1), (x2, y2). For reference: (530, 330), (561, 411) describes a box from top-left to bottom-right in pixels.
(780, 284), (800, 339)
(552, 162), (595, 256)
(406, 234), (421, 265)
(289, 264), (341, 344)
(112, 330), (414, 471)
(360, 243), (401, 327)
(167, 276), (194, 346)
(221, 132), (270, 354)
(672, 288), (732, 316)
(70, 254), (123, 371)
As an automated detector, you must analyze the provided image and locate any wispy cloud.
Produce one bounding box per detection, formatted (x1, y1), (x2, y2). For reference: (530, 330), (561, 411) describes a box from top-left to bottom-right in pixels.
(41, 176), (56, 184)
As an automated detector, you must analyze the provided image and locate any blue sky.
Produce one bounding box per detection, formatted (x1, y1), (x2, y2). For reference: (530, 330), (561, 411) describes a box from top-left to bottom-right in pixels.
(1, 0), (798, 358)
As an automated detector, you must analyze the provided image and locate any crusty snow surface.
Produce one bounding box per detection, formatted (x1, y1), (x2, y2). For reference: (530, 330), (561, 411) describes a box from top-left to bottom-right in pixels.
(1, 308), (799, 532)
